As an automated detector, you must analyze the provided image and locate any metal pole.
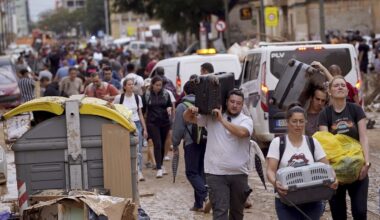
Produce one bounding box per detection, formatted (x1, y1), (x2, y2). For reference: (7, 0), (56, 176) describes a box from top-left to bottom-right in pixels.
(104, 0), (110, 36)
(319, 0), (325, 43)
(259, 0), (266, 41)
(224, 0), (231, 47)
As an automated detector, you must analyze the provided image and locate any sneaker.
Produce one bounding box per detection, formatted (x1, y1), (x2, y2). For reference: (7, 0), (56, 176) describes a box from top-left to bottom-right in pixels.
(138, 172), (145, 182)
(162, 166), (168, 175)
(164, 156), (170, 161)
(156, 169), (163, 178)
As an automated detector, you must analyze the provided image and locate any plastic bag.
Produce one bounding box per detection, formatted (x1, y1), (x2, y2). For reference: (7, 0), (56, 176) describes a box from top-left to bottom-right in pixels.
(313, 131), (364, 184)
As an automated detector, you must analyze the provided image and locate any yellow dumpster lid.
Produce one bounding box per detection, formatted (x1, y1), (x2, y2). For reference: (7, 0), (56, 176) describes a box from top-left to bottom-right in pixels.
(2, 96), (136, 132)
(80, 97), (136, 132)
(2, 96), (67, 119)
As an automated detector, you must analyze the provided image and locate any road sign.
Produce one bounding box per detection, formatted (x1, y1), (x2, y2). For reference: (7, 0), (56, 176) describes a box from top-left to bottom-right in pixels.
(215, 20), (227, 32)
(265, 7), (279, 27)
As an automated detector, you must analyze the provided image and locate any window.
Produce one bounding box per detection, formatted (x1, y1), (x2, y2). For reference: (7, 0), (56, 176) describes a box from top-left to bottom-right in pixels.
(270, 48), (352, 79)
(76, 0), (85, 7)
(67, 1), (74, 7)
(243, 53), (261, 82)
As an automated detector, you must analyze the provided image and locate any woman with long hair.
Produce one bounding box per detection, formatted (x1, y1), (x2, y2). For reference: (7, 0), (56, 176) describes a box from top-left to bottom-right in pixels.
(142, 76), (172, 178)
(113, 78), (147, 181)
(319, 75), (370, 220)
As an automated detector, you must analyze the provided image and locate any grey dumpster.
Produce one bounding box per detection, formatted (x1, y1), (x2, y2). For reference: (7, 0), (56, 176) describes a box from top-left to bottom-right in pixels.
(6, 97), (139, 203)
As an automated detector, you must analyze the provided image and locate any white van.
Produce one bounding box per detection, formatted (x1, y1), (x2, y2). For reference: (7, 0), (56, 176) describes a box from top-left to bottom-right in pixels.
(150, 53), (242, 94)
(240, 41), (362, 147)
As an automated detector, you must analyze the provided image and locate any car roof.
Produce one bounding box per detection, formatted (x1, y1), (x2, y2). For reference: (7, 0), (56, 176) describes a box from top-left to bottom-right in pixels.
(247, 43), (354, 53)
(157, 54), (239, 63)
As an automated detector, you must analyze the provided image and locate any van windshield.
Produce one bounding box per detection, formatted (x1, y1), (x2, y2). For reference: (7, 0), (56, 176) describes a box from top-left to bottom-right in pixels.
(270, 48), (352, 79)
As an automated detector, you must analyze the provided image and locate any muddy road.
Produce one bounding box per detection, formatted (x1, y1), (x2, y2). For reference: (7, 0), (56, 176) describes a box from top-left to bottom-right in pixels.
(1, 112), (380, 219)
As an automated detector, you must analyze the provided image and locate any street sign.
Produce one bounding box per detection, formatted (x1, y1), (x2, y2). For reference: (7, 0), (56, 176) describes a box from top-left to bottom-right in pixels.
(265, 7), (279, 27)
(215, 20), (227, 32)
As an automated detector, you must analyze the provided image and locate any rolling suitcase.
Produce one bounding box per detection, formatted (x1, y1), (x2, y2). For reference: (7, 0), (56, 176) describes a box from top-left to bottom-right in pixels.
(194, 72), (235, 115)
(271, 59), (325, 110)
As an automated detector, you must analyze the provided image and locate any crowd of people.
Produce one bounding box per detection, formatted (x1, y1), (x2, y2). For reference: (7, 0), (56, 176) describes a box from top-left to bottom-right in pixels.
(13, 38), (373, 220)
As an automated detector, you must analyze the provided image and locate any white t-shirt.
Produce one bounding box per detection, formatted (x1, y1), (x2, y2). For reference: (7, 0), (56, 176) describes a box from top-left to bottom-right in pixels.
(267, 135), (326, 169)
(113, 94), (143, 122)
(121, 73), (145, 95)
(197, 112), (253, 175)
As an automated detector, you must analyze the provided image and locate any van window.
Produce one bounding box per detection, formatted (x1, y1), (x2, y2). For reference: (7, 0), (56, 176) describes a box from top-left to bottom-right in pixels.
(270, 48), (352, 79)
(243, 54), (261, 82)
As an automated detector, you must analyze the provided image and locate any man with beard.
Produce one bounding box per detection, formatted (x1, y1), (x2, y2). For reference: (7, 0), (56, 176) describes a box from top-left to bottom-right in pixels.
(184, 89), (253, 220)
(84, 72), (119, 102)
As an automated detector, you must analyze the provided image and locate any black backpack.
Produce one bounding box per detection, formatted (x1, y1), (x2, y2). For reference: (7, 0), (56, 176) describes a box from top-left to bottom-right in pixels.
(278, 135), (316, 169)
(119, 93), (140, 107)
(182, 101), (207, 145)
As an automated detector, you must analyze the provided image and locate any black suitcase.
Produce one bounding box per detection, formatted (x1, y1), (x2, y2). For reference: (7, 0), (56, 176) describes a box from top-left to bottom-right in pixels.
(271, 59), (326, 110)
(194, 72), (235, 115)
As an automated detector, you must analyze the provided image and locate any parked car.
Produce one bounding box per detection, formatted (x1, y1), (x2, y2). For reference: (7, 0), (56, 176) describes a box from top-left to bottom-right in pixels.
(124, 41), (148, 57)
(239, 41), (362, 148)
(0, 56), (21, 108)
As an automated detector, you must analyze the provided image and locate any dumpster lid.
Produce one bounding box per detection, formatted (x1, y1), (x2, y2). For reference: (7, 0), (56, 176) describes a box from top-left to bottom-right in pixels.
(2, 96), (136, 132)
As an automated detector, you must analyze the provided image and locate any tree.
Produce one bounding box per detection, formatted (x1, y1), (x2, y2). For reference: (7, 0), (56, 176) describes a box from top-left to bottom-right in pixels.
(112, 0), (238, 35)
(84, 0), (106, 35)
(38, 8), (85, 35)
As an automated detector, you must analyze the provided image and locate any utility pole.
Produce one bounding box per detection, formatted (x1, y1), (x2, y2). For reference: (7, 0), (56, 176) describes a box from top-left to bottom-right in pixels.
(104, 0), (110, 36)
(319, 0), (326, 43)
(259, 0), (266, 41)
(224, 0), (231, 47)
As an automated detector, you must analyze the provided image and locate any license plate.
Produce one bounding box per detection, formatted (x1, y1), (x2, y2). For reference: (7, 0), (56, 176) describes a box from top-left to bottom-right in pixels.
(276, 119), (287, 127)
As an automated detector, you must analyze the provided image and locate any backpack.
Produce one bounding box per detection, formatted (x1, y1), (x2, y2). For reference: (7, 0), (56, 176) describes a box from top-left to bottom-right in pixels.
(119, 93), (140, 107)
(278, 135), (315, 169)
(182, 101), (207, 145)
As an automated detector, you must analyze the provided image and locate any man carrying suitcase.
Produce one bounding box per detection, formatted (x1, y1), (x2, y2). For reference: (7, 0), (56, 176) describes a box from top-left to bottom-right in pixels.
(184, 89), (253, 220)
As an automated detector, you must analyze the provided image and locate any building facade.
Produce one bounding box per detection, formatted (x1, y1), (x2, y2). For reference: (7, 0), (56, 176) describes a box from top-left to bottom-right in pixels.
(60, 0), (85, 11)
(14, 0), (29, 37)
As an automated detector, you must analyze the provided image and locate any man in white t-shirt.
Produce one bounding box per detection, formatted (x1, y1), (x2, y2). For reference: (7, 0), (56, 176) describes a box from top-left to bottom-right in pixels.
(184, 89), (253, 220)
(121, 63), (144, 95)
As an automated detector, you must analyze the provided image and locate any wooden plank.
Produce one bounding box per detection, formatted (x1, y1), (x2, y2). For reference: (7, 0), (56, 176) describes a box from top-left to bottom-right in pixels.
(102, 124), (133, 199)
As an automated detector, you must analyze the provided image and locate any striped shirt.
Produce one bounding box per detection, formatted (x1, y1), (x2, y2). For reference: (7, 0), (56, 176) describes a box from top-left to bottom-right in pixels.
(18, 78), (35, 102)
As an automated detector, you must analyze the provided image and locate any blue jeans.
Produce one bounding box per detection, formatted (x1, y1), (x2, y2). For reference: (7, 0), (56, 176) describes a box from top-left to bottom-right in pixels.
(184, 142), (207, 209)
(275, 198), (323, 220)
(134, 121), (143, 173)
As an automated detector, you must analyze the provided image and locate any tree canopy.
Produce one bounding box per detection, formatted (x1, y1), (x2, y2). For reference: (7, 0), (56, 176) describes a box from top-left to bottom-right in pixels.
(38, 0), (105, 36)
(112, 0), (238, 34)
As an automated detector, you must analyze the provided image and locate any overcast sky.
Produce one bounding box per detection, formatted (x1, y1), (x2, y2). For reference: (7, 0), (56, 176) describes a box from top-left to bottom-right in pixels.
(28, 0), (56, 22)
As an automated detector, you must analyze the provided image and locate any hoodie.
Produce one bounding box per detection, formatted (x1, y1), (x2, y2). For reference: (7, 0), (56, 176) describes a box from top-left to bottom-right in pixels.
(172, 94), (195, 149)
